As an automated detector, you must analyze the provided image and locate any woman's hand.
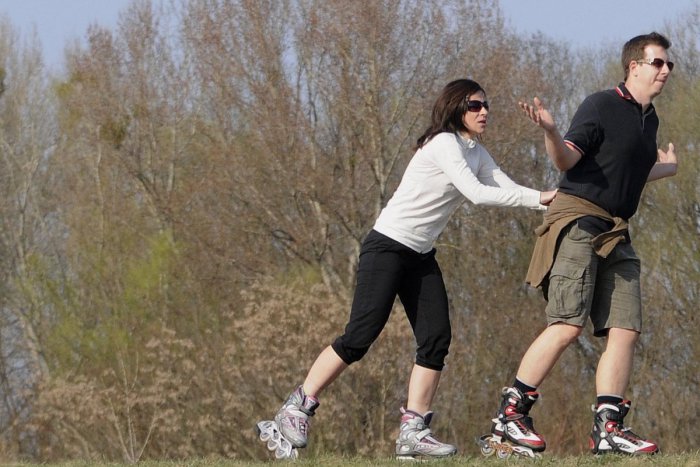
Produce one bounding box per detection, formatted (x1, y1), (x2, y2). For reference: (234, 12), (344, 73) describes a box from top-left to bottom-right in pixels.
(539, 189), (558, 206)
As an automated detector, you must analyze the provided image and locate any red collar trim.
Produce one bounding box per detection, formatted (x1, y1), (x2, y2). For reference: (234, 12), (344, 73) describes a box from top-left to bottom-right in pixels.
(616, 83), (655, 115)
(615, 84), (635, 101)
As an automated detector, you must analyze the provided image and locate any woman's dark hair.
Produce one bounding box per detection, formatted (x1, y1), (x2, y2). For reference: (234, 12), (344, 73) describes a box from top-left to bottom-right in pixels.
(415, 79), (485, 149)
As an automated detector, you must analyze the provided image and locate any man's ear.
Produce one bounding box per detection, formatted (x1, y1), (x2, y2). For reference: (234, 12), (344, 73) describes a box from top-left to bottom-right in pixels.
(628, 59), (639, 77)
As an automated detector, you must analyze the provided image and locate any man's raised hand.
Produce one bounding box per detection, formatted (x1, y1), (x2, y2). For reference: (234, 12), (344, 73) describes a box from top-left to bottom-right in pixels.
(518, 97), (556, 132)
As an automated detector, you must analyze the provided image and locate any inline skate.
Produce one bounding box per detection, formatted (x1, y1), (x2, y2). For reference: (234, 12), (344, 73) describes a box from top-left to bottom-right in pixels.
(395, 407), (457, 461)
(256, 385), (319, 459)
(477, 386), (545, 459)
(589, 400), (658, 455)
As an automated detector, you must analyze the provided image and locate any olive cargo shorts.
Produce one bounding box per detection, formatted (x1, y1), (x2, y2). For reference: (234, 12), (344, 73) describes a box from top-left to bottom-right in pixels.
(544, 222), (642, 337)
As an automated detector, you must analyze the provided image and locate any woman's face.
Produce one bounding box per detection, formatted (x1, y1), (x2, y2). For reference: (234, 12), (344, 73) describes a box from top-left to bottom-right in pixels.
(461, 90), (489, 138)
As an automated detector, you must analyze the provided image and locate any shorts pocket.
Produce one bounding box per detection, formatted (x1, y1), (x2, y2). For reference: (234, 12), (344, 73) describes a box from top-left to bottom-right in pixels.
(547, 265), (587, 319)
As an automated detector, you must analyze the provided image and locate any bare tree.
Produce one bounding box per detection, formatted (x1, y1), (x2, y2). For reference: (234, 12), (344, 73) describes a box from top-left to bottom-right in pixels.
(3, 0), (698, 460)
(0, 16), (58, 456)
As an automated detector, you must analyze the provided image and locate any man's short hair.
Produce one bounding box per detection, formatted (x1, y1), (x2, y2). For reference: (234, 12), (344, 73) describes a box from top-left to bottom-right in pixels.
(622, 32), (672, 79)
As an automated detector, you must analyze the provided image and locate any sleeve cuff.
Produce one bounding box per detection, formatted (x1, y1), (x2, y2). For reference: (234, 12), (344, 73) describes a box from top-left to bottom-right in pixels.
(522, 187), (545, 210)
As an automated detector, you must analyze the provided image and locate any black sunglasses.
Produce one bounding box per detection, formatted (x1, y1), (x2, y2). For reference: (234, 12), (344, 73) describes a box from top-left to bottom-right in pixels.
(637, 58), (674, 71)
(466, 100), (489, 112)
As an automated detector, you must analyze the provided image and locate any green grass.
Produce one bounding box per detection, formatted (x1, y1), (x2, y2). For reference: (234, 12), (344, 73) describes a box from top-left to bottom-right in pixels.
(4, 453), (700, 467)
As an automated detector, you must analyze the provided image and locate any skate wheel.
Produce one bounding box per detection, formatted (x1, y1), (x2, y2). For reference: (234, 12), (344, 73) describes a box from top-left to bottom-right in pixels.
(274, 444), (297, 459)
(257, 419), (300, 460)
(258, 426), (271, 442)
(481, 444), (495, 457)
(496, 446), (511, 459)
(477, 435), (495, 457)
(512, 446), (540, 458)
(278, 437), (292, 450)
(255, 421), (272, 442)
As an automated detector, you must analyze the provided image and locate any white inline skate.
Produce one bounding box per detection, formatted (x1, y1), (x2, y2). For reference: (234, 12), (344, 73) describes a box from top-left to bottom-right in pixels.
(395, 407), (457, 461)
(255, 420), (298, 459)
(256, 385), (319, 460)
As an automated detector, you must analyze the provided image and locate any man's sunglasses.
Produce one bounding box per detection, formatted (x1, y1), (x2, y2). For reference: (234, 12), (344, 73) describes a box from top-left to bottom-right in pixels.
(636, 58), (674, 71)
(466, 100), (489, 112)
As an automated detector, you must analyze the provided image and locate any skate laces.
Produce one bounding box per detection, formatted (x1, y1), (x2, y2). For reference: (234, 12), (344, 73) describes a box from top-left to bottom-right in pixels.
(612, 422), (645, 443)
(595, 401), (647, 444)
(516, 415), (538, 433)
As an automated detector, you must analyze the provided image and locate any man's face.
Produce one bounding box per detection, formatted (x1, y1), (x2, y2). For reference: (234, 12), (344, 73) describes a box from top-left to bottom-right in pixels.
(632, 44), (673, 98)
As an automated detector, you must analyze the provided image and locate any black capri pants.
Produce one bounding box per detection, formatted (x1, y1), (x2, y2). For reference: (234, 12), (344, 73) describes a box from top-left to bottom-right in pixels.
(331, 230), (451, 371)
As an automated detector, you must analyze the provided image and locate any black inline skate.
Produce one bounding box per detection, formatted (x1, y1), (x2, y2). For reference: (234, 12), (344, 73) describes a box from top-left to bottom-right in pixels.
(477, 386), (546, 459)
(589, 400), (658, 455)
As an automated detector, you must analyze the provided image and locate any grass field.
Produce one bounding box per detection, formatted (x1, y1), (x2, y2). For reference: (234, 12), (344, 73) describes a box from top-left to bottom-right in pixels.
(5, 452), (700, 467)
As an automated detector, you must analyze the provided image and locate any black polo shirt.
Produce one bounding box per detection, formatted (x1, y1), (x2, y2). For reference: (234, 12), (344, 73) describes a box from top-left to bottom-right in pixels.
(561, 84), (659, 227)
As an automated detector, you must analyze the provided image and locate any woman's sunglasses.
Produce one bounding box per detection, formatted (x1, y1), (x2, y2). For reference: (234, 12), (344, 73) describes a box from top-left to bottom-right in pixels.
(466, 100), (489, 112)
(636, 58), (674, 71)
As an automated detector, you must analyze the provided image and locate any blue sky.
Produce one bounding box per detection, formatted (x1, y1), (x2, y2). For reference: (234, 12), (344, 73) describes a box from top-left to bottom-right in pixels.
(0, 0), (125, 70)
(499, 0), (697, 46)
(0, 0), (696, 71)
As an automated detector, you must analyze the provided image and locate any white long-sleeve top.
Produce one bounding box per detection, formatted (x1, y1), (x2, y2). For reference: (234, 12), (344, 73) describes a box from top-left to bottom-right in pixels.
(373, 132), (543, 253)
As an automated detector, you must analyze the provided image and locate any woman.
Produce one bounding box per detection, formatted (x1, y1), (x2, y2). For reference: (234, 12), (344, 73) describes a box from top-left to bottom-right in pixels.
(257, 79), (557, 460)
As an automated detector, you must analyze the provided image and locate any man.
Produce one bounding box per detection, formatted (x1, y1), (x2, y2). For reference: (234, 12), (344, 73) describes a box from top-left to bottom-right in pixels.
(484, 32), (677, 457)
